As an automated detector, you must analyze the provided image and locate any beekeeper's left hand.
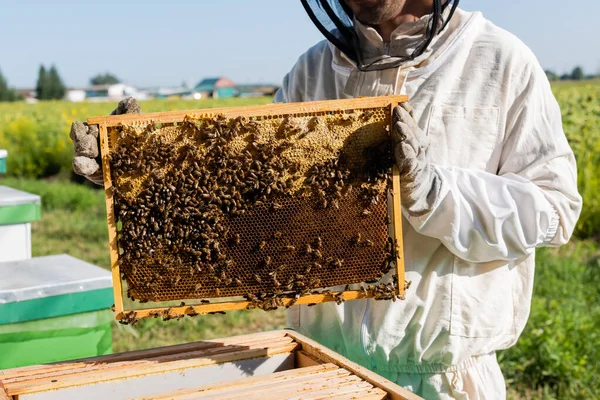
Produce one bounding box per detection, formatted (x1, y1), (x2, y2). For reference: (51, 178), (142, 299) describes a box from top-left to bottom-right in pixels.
(392, 103), (442, 217)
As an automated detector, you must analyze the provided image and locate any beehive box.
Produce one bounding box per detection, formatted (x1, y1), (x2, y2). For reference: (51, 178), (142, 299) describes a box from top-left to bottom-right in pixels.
(86, 96), (408, 322)
(0, 255), (113, 369)
(0, 186), (41, 263)
(0, 330), (423, 400)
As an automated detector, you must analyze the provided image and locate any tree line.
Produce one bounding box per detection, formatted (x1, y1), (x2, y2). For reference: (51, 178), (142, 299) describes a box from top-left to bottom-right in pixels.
(0, 66), (121, 102)
(545, 66), (598, 81)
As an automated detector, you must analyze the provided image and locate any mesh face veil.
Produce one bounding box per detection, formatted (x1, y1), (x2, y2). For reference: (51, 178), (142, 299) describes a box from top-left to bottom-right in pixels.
(300, 0), (460, 71)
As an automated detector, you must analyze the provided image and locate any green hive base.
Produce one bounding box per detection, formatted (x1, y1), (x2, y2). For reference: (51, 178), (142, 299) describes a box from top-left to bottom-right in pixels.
(0, 309), (112, 369)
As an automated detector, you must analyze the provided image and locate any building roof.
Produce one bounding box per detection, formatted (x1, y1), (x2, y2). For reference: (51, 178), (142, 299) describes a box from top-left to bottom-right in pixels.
(194, 77), (235, 92)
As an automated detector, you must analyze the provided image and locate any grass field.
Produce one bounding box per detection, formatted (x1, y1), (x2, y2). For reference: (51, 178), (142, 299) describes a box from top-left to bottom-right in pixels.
(1, 86), (599, 399)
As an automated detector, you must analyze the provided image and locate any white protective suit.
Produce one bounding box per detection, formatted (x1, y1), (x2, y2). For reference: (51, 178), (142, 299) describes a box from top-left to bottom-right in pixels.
(274, 8), (582, 399)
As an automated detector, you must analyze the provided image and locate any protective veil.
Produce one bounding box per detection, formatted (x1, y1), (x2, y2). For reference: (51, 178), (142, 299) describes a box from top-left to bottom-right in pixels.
(300, 0), (459, 71)
(275, 5), (582, 399)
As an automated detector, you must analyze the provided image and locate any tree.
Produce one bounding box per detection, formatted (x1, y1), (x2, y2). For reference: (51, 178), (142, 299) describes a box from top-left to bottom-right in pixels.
(0, 69), (18, 102)
(35, 65), (49, 100)
(571, 66), (585, 80)
(36, 64), (66, 100)
(90, 73), (120, 85)
(545, 70), (559, 81)
(47, 65), (66, 99)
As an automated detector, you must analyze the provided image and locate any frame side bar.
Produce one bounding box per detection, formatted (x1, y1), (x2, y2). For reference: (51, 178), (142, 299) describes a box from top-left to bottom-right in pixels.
(87, 95), (408, 126)
(99, 123), (124, 314)
(392, 165), (406, 297)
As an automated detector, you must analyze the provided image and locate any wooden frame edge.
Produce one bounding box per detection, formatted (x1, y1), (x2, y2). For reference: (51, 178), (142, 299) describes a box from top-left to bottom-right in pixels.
(115, 290), (375, 320)
(0, 379), (11, 400)
(87, 95), (408, 126)
(284, 330), (424, 400)
(99, 123), (124, 314)
(392, 165), (406, 297)
(95, 95), (409, 320)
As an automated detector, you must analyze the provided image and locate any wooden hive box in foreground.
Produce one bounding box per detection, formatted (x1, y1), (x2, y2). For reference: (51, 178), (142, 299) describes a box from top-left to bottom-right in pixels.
(0, 330), (423, 400)
(86, 95), (408, 322)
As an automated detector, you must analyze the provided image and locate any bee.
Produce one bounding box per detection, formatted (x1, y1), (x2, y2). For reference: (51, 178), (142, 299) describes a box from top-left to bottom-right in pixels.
(332, 292), (345, 305)
(284, 244), (296, 252)
(263, 256), (272, 267)
(360, 286), (369, 296)
(362, 209), (373, 216)
(351, 233), (361, 246)
(230, 233), (241, 245)
(273, 231), (282, 239)
(194, 283), (202, 291)
(363, 239), (374, 247)
(254, 274), (262, 283)
(200, 299), (210, 304)
(304, 244), (313, 255)
(171, 275), (181, 287)
(256, 241), (267, 251)
(331, 199), (340, 210)
(313, 236), (323, 249)
(312, 249), (322, 259)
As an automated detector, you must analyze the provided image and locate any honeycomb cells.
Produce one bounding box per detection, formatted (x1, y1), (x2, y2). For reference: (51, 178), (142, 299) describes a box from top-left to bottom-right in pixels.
(107, 107), (396, 303)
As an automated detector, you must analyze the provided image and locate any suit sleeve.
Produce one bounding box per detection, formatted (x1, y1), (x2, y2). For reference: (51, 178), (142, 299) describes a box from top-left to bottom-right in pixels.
(405, 61), (582, 263)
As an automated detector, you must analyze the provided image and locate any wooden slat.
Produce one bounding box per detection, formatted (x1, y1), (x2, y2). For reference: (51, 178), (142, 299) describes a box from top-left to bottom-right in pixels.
(0, 379), (10, 400)
(318, 390), (388, 400)
(254, 377), (371, 400)
(392, 164), (406, 296)
(286, 330), (423, 400)
(4, 337), (294, 388)
(295, 350), (323, 368)
(116, 290), (374, 320)
(99, 123), (124, 314)
(215, 373), (363, 400)
(87, 96), (408, 126)
(149, 364), (341, 400)
(0, 330), (287, 381)
(7, 343), (299, 396)
(167, 371), (353, 400)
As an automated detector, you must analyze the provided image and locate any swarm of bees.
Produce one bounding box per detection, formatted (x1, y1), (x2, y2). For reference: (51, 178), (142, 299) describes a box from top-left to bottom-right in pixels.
(107, 108), (405, 320)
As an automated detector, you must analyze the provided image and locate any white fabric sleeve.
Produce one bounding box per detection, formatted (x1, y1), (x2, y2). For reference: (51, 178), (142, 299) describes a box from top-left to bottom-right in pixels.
(405, 61), (582, 263)
(273, 75), (289, 104)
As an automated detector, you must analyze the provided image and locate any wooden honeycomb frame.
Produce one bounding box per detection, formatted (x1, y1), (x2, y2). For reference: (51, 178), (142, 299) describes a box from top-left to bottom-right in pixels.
(87, 95), (408, 321)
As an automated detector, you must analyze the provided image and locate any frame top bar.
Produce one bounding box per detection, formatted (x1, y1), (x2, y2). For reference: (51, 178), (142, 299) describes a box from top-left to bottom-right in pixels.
(87, 95), (408, 127)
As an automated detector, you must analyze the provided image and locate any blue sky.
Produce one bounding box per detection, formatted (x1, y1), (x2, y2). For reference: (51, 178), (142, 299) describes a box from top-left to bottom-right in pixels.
(1, 0), (598, 88)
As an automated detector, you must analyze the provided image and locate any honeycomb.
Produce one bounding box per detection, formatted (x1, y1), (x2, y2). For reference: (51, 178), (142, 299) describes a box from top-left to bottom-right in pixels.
(105, 107), (400, 307)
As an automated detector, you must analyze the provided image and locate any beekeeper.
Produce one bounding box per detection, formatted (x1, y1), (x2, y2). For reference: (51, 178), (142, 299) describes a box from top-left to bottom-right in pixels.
(274, 0), (582, 398)
(70, 0), (582, 397)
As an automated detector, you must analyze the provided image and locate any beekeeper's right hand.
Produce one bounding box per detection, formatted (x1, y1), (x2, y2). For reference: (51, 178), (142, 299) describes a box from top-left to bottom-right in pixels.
(71, 97), (141, 185)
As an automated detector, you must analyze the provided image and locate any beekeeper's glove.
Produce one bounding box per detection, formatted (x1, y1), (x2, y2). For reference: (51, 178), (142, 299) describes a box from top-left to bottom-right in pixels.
(71, 97), (141, 185)
(392, 103), (442, 217)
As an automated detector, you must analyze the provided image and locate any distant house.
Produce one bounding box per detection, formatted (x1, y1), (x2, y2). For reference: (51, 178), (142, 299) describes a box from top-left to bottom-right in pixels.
(193, 77), (237, 99)
(83, 84), (148, 102)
